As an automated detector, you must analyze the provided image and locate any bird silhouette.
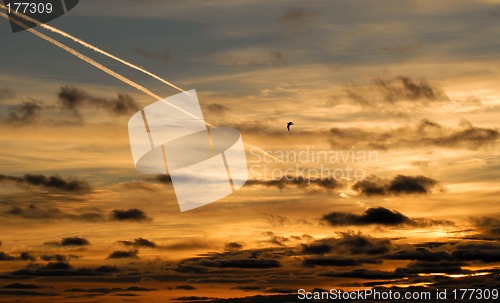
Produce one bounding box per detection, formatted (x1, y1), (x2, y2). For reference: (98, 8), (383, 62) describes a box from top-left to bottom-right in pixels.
(287, 122), (294, 132)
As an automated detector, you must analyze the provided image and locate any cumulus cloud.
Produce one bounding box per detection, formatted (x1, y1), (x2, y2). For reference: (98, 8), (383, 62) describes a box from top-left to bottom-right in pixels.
(119, 238), (157, 248)
(303, 257), (381, 267)
(322, 207), (453, 227)
(2, 283), (48, 289)
(109, 209), (151, 222)
(40, 254), (79, 262)
(353, 175), (439, 196)
(323, 207), (412, 226)
(468, 217), (500, 240)
(107, 250), (139, 259)
(385, 247), (453, 262)
(0, 174), (90, 192)
(175, 285), (197, 291)
(0, 251), (16, 261)
(246, 176), (341, 191)
(3, 204), (103, 221)
(329, 119), (498, 150)
(45, 237), (90, 247)
(199, 259), (281, 269)
(10, 262), (121, 277)
(395, 260), (468, 275)
(58, 85), (139, 121)
(300, 232), (392, 258)
(451, 243), (500, 263)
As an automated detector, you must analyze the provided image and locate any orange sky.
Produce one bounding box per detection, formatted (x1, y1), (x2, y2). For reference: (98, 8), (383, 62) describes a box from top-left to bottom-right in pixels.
(0, 0), (499, 302)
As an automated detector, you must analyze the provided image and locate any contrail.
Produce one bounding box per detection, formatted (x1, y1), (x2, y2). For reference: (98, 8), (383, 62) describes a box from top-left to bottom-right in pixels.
(0, 12), (161, 100)
(0, 3), (184, 93)
(0, 11), (284, 163)
(0, 12), (214, 126)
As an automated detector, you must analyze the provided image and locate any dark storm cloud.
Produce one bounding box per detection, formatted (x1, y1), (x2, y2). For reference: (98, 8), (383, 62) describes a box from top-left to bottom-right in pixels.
(0, 174), (90, 192)
(9, 261), (124, 277)
(64, 285), (155, 294)
(0, 289), (58, 296)
(322, 269), (407, 280)
(322, 207), (452, 227)
(109, 208), (151, 222)
(353, 175), (439, 196)
(107, 249), (139, 259)
(7, 100), (42, 124)
(58, 85), (139, 118)
(322, 207), (411, 226)
(245, 176), (341, 191)
(302, 257), (381, 267)
(301, 244), (332, 255)
(175, 285), (197, 291)
(468, 217), (500, 240)
(387, 175), (438, 194)
(385, 247), (453, 262)
(395, 261), (468, 274)
(301, 232), (392, 256)
(45, 237), (90, 247)
(19, 252), (36, 261)
(134, 48), (171, 62)
(3, 204), (104, 221)
(329, 119), (498, 150)
(231, 285), (264, 292)
(64, 287), (124, 294)
(451, 242), (500, 263)
(0, 251), (16, 261)
(0, 252), (36, 261)
(119, 238), (157, 248)
(199, 259), (281, 269)
(40, 254), (79, 262)
(174, 294), (300, 303)
(94, 265), (121, 273)
(188, 277), (257, 284)
(61, 237), (90, 246)
(175, 248), (283, 273)
(262, 287), (296, 294)
(126, 286), (156, 291)
(11, 262), (72, 276)
(2, 283), (48, 289)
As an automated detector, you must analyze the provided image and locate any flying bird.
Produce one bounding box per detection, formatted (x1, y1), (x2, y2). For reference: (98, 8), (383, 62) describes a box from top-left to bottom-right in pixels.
(287, 122), (294, 132)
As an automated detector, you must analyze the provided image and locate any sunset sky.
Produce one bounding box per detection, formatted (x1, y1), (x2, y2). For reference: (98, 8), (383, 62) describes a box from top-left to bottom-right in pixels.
(0, 0), (499, 302)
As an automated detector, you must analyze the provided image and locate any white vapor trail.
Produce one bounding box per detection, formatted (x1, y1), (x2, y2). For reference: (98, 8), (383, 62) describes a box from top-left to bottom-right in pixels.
(0, 3), (185, 93)
(0, 9), (284, 163)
